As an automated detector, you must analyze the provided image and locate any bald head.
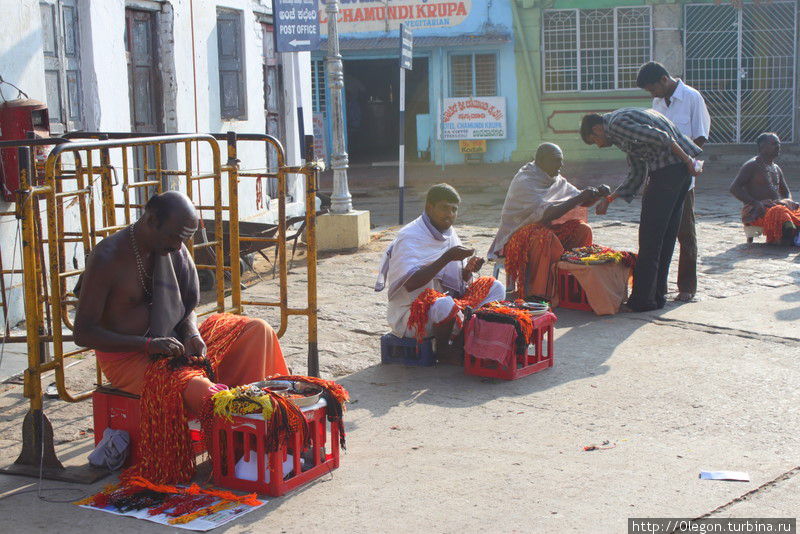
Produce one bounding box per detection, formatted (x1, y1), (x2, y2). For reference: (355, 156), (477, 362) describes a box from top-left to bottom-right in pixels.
(145, 191), (197, 225)
(142, 191), (199, 255)
(534, 143), (564, 178)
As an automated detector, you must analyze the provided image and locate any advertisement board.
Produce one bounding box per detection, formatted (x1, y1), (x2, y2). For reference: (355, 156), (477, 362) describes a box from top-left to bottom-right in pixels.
(439, 96), (506, 140)
(319, 0), (471, 35)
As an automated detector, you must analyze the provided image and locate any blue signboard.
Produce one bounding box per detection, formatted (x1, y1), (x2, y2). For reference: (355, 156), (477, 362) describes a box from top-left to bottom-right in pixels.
(275, 0), (320, 53)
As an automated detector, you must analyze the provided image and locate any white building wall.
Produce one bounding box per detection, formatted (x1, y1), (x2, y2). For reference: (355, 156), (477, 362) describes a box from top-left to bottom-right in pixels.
(0, 0), (313, 326)
(0, 0), (48, 326)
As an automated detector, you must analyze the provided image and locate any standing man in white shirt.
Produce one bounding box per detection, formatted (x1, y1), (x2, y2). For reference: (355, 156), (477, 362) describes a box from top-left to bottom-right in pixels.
(636, 62), (711, 302)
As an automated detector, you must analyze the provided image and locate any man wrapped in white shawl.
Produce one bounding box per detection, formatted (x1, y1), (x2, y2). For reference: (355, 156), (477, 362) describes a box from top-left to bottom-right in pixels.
(486, 144), (606, 299)
(375, 184), (505, 339)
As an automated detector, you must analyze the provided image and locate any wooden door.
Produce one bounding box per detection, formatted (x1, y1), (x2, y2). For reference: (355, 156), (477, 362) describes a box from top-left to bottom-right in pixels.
(40, 0), (82, 133)
(126, 9), (163, 134)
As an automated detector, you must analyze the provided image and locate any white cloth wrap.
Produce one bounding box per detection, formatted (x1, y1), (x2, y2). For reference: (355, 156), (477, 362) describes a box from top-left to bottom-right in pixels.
(488, 163), (581, 259)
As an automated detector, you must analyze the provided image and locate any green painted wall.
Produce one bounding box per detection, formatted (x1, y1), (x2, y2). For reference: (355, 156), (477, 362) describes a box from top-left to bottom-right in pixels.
(511, 0), (725, 162)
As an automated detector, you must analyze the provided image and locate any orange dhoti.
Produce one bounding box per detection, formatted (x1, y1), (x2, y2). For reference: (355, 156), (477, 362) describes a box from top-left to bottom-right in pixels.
(95, 316), (288, 414)
(744, 203), (800, 243)
(503, 219), (592, 302)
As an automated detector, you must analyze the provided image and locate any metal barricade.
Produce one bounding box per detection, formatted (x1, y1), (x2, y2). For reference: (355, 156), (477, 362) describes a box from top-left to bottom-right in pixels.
(2, 134), (225, 482)
(65, 131), (321, 374)
(0, 137), (68, 343)
(223, 132), (320, 376)
(2, 131), (320, 482)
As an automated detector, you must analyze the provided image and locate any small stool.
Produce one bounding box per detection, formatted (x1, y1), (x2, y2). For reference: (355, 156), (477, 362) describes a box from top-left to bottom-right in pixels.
(744, 225), (763, 243)
(464, 311), (556, 380)
(211, 399), (340, 496)
(557, 269), (593, 312)
(380, 333), (435, 366)
(92, 386), (205, 467)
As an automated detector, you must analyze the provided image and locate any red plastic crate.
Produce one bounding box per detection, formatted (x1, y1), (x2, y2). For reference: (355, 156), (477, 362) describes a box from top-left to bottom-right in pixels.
(557, 269), (593, 312)
(211, 400), (340, 497)
(464, 312), (556, 380)
(92, 386), (205, 467)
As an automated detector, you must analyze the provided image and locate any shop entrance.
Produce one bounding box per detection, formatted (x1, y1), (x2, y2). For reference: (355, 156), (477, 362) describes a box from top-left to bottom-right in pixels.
(344, 57), (429, 163)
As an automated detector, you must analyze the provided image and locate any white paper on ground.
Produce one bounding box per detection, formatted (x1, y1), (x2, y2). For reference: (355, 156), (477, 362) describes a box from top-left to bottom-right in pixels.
(699, 470), (750, 482)
(80, 498), (266, 531)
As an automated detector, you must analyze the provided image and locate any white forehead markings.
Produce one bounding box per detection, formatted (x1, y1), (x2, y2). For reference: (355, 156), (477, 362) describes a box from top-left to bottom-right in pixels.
(180, 225), (198, 239)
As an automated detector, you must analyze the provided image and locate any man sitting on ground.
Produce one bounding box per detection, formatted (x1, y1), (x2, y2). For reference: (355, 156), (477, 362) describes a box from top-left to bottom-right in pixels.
(730, 132), (799, 245)
(487, 143), (607, 301)
(74, 191), (289, 415)
(375, 184), (505, 363)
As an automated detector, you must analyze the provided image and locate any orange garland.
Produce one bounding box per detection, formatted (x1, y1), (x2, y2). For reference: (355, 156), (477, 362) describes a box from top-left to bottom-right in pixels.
(125, 476), (262, 507)
(503, 220), (591, 296)
(480, 302), (536, 344)
(121, 313), (251, 485)
(751, 204), (800, 243)
(407, 276), (496, 342)
(503, 225), (552, 297)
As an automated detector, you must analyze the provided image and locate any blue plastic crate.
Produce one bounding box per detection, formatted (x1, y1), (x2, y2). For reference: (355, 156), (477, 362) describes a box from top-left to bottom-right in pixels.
(380, 333), (435, 366)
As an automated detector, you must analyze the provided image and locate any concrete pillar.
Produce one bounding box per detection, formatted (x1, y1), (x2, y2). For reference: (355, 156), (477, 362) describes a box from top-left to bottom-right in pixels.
(653, 4), (684, 77)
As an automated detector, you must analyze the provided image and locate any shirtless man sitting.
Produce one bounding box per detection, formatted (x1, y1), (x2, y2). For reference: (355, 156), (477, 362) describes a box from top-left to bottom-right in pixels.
(74, 191), (288, 415)
(730, 132), (799, 245)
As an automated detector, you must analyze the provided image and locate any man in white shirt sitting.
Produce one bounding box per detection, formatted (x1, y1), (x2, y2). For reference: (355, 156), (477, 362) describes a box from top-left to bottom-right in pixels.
(636, 61), (711, 302)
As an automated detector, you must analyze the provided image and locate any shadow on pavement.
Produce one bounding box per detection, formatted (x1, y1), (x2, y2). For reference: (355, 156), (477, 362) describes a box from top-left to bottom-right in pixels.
(335, 308), (647, 419)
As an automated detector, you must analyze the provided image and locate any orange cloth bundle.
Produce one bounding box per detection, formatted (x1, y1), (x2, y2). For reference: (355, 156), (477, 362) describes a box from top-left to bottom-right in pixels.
(748, 204), (800, 243)
(407, 276), (495, 342)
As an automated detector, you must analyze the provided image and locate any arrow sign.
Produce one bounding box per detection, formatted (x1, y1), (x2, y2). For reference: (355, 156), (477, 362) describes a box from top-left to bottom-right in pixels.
(274, 0), (320, 53)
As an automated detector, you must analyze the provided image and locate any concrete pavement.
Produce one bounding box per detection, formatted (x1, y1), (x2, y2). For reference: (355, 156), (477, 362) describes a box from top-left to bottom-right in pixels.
(1, 157), (798, 532)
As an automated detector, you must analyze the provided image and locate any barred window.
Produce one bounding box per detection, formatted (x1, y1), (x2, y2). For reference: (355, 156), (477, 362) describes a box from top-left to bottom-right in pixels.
(311, 59), (326, 113)
(543, 7), (651, 92)
(450, 53), (497, 97)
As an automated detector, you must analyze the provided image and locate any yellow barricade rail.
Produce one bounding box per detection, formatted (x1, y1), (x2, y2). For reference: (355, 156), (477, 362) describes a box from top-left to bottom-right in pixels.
(0, 138), (70, 344)
(19, 134), (224, 409)
(5, 132), (318, 482)
(222, 132), (320, 376)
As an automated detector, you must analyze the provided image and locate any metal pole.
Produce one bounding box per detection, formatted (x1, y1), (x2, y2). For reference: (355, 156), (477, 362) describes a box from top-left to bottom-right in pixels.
(326, 0), (352, 214)
(399, 65), (406, 225)
(293, 55), (306, 161)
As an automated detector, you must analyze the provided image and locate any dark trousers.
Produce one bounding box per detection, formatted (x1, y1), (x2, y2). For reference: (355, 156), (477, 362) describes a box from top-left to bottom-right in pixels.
(677, 189), (697, 294)
(628, 163), (691, 311)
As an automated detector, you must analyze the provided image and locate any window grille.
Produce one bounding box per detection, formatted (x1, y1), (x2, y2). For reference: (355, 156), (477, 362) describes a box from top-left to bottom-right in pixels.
(311, 60), (327, 113)
(543, 7), (651, 92)
(450, 53), (497, 97)
(217, 9), (247, 120)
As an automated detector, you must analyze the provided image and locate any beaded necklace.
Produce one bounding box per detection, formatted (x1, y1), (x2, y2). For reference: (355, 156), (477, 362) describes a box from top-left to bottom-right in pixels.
(128, 222), (153, 306)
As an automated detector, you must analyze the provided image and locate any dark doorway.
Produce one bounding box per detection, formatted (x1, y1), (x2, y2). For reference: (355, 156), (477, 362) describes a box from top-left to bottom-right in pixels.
(343, 57), (428, 163)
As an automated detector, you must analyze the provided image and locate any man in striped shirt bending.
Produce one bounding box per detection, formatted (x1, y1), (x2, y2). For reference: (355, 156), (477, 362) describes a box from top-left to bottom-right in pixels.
(580, 108), (703, 312)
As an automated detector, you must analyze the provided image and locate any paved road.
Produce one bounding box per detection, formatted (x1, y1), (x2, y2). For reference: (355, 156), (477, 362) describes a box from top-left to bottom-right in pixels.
(1, 156), (798, 532)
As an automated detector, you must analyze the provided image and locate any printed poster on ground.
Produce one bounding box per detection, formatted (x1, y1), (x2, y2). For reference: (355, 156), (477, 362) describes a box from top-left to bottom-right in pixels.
(438, 96), (506, 140)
